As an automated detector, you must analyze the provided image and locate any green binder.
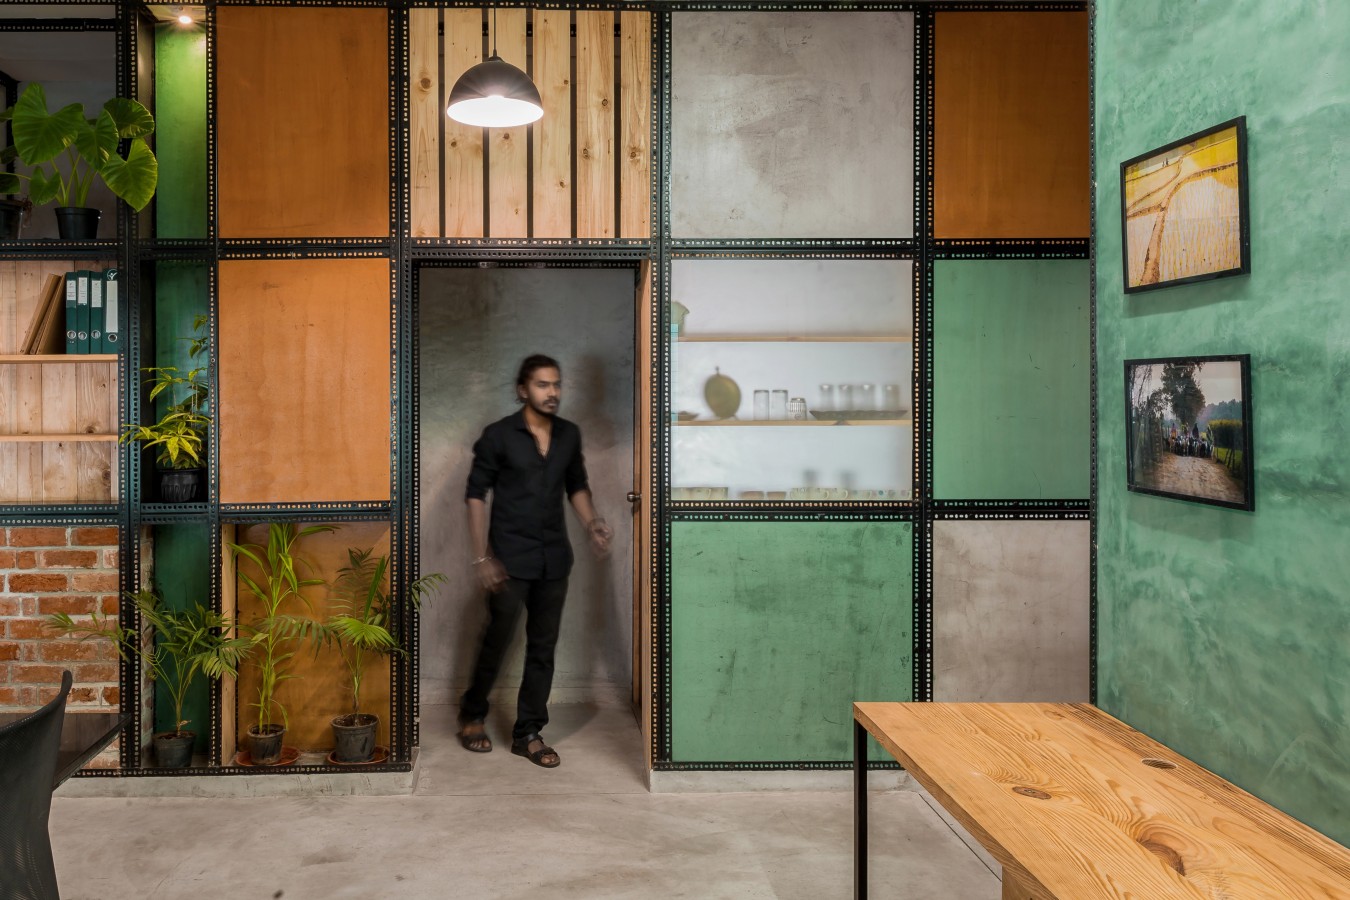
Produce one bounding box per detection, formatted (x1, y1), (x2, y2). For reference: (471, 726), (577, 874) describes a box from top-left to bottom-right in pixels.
(75, 270), (91, 353)
(64, 271), (78, 354)
(89, 274), (104, 352)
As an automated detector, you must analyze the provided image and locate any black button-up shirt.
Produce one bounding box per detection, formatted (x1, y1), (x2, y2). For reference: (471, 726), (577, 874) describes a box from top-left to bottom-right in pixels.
(465, 409), (590, 580)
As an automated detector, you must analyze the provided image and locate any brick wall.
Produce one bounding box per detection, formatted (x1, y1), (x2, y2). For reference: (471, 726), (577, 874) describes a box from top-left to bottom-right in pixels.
(1, 525), (122, 713)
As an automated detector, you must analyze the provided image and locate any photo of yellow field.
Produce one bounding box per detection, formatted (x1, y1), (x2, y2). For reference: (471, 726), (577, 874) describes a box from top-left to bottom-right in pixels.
(1123, 124), (1242, 288)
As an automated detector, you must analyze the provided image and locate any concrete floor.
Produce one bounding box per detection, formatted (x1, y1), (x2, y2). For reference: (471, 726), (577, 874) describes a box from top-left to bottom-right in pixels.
(49, 703), (1000, 899)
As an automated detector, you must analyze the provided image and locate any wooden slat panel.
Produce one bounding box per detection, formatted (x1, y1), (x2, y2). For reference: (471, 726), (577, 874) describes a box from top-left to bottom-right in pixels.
(576, 11), (616, 238)
(220, 524), (238, 762)
(40, 363), (77, 502)
(408, 8), (442, 238)
(13, 365), (42, 501)
(75, 362), (114, 502)
(217, 259), (391, 504)
(531, 9), (572, 238)
(0, 262), (18, 354)
(934, 11), (1090, 238)
(233, 522), (392, 752)
(216, 6), (390, 238)
(444, 8), (485, 238)
(487, 8), (529, 238)
(0, 362), (14, 502)
(619, 12), (652, 239)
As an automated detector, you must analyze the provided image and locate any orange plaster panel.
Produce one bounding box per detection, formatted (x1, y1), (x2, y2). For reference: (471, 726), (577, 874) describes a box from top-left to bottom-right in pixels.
(215, 6), (390, 238)
(934, 11), (1090, 239)
(217, 259), (391, 504)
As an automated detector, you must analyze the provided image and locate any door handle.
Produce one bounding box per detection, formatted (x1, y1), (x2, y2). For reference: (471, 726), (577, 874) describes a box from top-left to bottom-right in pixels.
(626, 491), (641, 504)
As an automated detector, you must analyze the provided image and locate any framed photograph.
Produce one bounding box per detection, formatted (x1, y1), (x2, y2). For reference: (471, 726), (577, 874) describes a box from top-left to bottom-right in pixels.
(1124, 355), (1253, 510)
(1120, 117), (1250, 293)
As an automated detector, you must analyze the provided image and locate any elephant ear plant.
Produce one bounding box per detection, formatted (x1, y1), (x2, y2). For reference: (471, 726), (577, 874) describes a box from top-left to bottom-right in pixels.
(322, 548), (445, 763)
(0, 83), (158, 238)
(47, 590), (251, 768)
(228, 522), (334, 765)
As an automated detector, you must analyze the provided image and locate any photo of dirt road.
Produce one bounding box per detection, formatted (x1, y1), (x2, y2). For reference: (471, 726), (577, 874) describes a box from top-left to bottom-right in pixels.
(1126, 357), (1252, 509)
(1123, 123), (1243, 289)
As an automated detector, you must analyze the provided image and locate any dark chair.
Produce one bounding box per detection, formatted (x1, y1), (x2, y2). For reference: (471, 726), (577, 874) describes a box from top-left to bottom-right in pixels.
(0, 670), (72, 900)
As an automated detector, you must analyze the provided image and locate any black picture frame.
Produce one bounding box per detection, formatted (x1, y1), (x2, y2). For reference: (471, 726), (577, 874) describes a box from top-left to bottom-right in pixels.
(1124, 354), (1254, 511)
(1120, 117), (1250, 293)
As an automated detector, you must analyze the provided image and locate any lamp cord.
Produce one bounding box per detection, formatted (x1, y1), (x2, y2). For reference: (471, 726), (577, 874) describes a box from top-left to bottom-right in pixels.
(491, 6), (498, 58)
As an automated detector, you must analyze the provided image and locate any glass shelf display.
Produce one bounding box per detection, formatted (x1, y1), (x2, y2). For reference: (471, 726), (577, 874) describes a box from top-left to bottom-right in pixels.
(669, 259), (914, 502)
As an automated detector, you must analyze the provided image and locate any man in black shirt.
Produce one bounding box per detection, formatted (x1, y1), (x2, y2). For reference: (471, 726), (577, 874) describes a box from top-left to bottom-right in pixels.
(459, 354), (612, 768)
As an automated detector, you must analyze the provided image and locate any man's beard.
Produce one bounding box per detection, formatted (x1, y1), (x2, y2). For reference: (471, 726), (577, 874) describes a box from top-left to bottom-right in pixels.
(528, 397), (559, 417)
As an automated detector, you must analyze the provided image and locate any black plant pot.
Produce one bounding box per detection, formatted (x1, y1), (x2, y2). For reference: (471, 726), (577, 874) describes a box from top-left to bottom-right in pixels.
(54, 206), (100, 240)
(153, 731), (195, 768)
(331, 713), (378, 763)
(248, 724), (286, 765)
(0, 199), (27, 240)
(159, 467), (203, 503)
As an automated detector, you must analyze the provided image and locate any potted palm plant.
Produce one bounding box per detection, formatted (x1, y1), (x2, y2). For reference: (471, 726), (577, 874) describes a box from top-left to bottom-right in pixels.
(120, 316), (210, 502)
(0, 83), (158, 238)
(321, 548), (445, 763)
(47, 591), (251, 768)
(228, 522), (334, 765)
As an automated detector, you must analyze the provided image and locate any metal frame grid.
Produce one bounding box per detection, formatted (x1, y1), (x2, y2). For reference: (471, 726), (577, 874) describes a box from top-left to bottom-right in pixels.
(650, 0), (1092, 771)
(2, 0), (1096, 777)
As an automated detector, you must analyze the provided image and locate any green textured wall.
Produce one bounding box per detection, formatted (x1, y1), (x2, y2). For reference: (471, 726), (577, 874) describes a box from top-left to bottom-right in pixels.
(150, 524), (211, 749)
(154, 26), (207, 238)
(670, 521), (913, 762)
(933, 260), (1091, 499)
(1096, 1), (1350, 843)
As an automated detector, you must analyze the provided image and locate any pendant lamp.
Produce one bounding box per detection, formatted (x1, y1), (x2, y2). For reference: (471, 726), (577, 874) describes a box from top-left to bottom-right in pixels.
(447, 8), (543, 128)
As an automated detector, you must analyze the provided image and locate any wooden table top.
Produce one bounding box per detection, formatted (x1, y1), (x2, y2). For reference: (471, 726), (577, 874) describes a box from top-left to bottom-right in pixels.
(854, 702), (1350, 899)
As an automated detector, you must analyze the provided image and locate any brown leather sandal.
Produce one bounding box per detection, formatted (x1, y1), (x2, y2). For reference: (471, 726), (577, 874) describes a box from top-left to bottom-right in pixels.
(511, 732), (559, 768)
(458, 718), (492, 753)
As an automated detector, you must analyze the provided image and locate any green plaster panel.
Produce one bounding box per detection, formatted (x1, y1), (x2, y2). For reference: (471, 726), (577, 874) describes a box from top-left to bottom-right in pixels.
(933, 260), (1091, 499)
(153, 263), (210, 422)
(151, 524), (212, 751)
(154, 26), (207, 237)
(1095, 0), (1350, 843)
(670, 520), (913, 763)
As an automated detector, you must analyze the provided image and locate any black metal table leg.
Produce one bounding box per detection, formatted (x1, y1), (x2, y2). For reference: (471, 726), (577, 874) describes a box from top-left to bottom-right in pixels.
(855, 717), (868, 900)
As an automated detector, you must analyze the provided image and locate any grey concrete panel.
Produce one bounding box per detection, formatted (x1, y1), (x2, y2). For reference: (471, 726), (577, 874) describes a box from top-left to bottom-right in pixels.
(933, 520), (1091, 702)
(671, 11), (915, 239)
(417, 268), (635, 703)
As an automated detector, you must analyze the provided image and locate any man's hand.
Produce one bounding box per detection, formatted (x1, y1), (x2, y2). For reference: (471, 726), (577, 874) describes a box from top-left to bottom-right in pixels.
(587, 518), (613, 558)
(474, 557), (508, 593)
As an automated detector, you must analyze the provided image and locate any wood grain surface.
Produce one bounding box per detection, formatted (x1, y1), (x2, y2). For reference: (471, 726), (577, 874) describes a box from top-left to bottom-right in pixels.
(575, 10), (616, 239)
(856, 702), (1350, 898)
(408, 8), (442, 238)
(216, 6), (390, 238)
(216, 258), (391, 504)
(933, 11), (1089, 238)
(619, 11), (652, 239)
(531, 8), (573, 237)
(487, 8), (529, 238)
(442, 8), (486, 238)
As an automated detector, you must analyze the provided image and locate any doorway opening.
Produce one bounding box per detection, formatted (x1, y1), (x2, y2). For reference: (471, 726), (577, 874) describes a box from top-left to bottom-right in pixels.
(413, 262), (646, 759)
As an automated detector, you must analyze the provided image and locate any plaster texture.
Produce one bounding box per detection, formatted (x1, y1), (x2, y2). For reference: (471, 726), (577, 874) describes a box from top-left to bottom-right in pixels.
(417, 268), (636, 707)
(932, 260), (1091, 499)
(932, 520), (1090, 702)
(49, 703), (1001, 899)
(1095, 0), (1350, 843)
(670, 521), (913, 763)
(670, 11), (915, 239)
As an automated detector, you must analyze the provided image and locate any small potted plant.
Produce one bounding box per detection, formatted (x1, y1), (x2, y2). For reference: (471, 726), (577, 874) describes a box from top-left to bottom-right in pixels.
(228, 522), (334, 765)
(0, 82), (158, 238)
(47, 590), (251, 768)
(320, 548), (445, 763)
(120, 316), (210, 503)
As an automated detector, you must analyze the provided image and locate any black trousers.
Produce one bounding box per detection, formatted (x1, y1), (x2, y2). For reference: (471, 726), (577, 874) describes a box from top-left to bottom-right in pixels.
(460, 576), (568, 740)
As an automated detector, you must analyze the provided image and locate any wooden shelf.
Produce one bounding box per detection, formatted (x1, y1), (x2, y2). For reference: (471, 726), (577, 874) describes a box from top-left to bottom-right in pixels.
(675, 418), (912, 427)
(676, 334), (912, 343)
(0, 433), (118, 443)
(0, 354), (119, 364)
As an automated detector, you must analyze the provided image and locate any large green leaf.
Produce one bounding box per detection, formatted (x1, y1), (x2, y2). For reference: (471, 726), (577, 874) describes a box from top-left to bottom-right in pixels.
(0, 171), (21, 194)
(101, 137), (158, 211)
(73, 111), (119, 169)
(102, 97), (154, 139)
(28, 167), (63, 205)
(11, 84), (83, 166)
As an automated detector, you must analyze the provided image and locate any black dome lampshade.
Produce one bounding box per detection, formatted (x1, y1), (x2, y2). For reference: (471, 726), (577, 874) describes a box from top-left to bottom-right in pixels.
(446, 55), (543, 128)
